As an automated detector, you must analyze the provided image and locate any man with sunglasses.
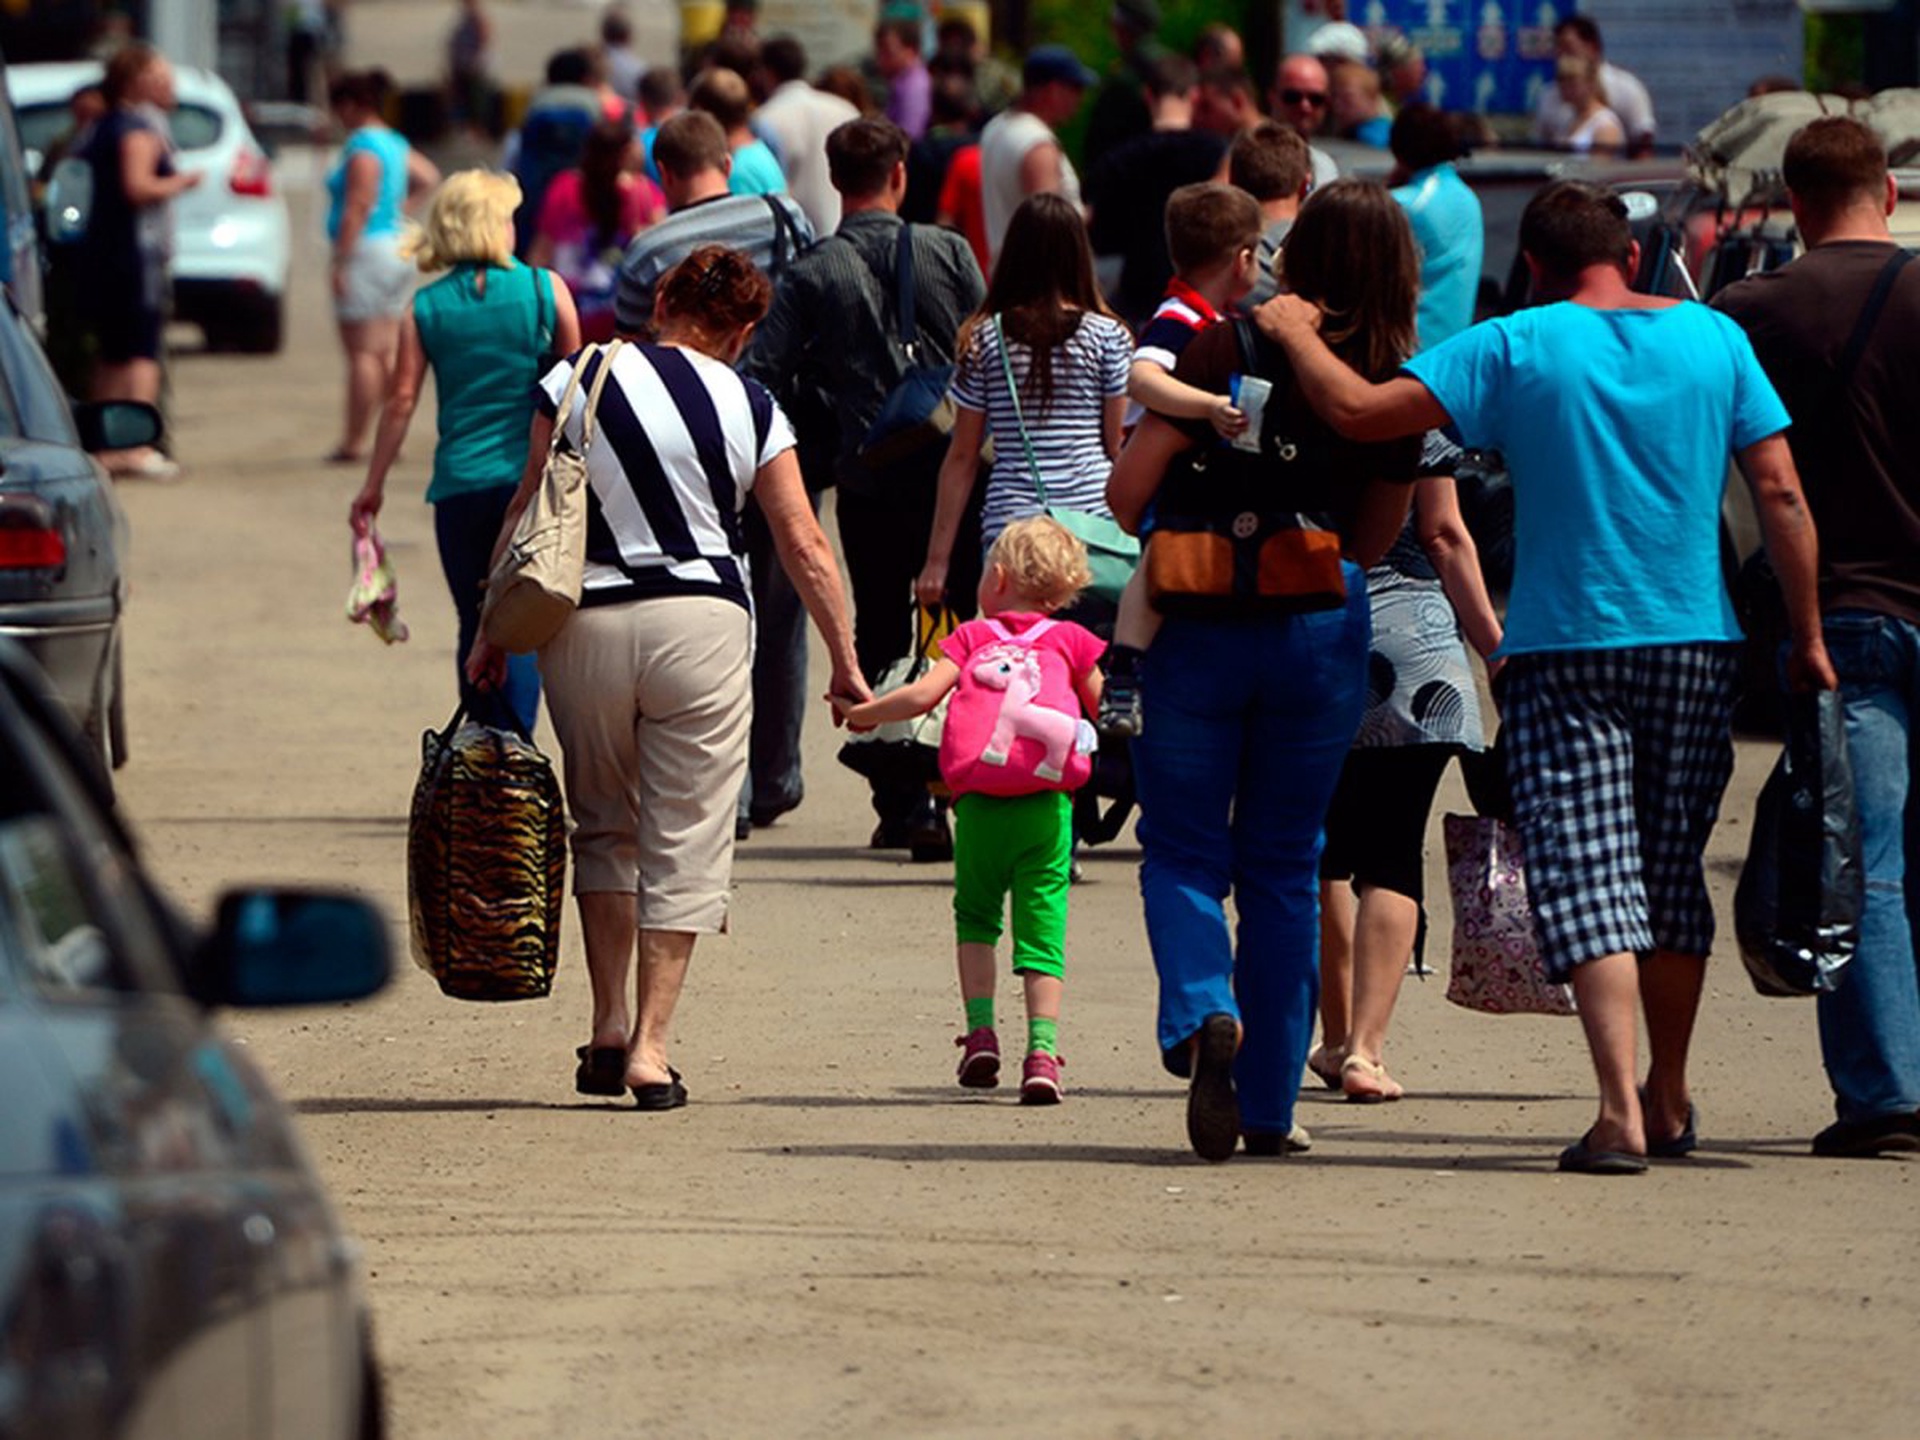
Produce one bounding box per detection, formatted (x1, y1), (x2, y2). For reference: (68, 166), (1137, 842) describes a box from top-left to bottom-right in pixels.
(1269, 53), (1339, 192)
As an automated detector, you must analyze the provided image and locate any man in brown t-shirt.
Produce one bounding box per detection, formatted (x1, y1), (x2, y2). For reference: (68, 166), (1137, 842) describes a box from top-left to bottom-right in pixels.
(1717, 116), (1920, 1159)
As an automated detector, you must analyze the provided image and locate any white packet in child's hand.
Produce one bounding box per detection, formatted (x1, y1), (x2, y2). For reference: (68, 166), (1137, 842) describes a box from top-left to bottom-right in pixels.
(1229, 374), (1271, 453)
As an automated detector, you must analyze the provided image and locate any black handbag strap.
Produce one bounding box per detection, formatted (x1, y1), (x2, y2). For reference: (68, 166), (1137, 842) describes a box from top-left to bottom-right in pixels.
(1837, 247), (1913, 383)
(764, 195), (804, 280)
(835, 224), (924, 360)
(1233, 315), (1259, 374)
(893, 223), (920, 357)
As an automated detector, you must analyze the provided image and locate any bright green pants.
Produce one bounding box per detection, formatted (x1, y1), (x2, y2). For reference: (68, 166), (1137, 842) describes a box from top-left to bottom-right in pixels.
(951, 790), (1073, 977)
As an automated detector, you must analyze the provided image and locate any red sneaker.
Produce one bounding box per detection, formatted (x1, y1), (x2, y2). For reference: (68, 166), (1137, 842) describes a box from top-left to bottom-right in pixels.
(1020, 1050), (1063, 1105)
(955, 1027), (1001, 1088)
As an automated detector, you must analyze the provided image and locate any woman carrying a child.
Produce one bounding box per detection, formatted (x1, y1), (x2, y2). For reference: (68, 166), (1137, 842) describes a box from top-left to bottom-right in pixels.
(914, 194), (1133, 612)
(1107, 180), (1424, 1162)
(840, 518), (1105, 1104)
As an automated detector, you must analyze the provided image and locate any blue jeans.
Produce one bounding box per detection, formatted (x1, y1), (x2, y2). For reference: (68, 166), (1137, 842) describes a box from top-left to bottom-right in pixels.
(737, 489), (813, 822)
(1133, 574), (1371, 1136)
(434, 487), (540, 734)
(1816, 610), (1920, 1121)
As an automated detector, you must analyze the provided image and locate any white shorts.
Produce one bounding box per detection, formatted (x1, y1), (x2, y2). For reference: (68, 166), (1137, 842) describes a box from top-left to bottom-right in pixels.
(334, 233), (414, 322)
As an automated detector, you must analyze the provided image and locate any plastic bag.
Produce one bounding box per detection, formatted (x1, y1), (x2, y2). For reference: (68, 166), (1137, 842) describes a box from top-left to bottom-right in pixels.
(1734, 689), (1862, 997)
(1442, 813), (1576, 1017)
(407, 705), (567, 1001)
(836, 606), (953, 793)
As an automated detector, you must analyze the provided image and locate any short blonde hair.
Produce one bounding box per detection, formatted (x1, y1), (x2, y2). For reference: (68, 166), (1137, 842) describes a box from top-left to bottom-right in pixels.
(986, 516), (1092, 612)
(403, 169), (520, 273)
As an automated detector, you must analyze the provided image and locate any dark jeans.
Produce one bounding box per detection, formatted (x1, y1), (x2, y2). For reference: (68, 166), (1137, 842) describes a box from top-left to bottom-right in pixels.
(837, 477), (983, 824)
(739, 489), (816, 822)
(434, 487), (540, 734)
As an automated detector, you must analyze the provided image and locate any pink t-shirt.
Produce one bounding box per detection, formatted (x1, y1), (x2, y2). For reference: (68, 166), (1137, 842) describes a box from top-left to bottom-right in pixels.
(939, 613), (1105, 797)
(535, 170), (665, 338)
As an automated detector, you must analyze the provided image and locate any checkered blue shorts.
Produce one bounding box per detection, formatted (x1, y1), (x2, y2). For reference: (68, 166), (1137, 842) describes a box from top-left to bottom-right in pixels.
(1502, 644), (1740, 979)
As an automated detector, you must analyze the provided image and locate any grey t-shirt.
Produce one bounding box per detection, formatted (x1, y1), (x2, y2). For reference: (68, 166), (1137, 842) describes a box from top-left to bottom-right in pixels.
(1245, 217), (1295, 309)
(613, 192), (815, 333)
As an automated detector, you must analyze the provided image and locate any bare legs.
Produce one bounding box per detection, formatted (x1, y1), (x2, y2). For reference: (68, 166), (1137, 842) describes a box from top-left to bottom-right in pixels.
(1569, 947), (1705, 1154)
(1342, 885), (1420, 1099)
(957, 941), (1058, 1036)
(578, 891), (694, 1089)
(1316, 880), (1418, 1099)
(333, 316), (398, 460)
(1313, 882), (1353, 1082)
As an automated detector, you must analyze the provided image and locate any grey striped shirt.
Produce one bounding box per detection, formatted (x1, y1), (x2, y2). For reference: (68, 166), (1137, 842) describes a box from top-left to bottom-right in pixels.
(613, 192), (815, 333)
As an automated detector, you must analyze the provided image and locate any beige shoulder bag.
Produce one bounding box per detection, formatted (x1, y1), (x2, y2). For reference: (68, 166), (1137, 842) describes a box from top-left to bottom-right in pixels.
(480, 340), (624, 653)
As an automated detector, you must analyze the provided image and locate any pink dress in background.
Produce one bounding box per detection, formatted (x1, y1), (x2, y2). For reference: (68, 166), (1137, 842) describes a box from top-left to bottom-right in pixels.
(535, 169), (665, 340)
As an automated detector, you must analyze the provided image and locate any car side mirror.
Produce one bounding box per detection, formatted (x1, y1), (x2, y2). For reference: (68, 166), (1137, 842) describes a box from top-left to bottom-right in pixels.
(199, 889), (392, 1008)
(72, 401), (163, 455)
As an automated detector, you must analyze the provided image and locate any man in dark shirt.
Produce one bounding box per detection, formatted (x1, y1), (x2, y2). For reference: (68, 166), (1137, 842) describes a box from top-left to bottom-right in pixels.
(1086, 53), (1229, 328)
(1717, 117), (1920, 1158)
(1083, 0), (1164, 172)
(746, 117), (986, 852)
(903, 72), (977, 225)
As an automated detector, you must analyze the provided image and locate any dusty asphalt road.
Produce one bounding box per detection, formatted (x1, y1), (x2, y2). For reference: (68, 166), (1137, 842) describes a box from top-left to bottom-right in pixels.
(102, 149), (1920, 1440)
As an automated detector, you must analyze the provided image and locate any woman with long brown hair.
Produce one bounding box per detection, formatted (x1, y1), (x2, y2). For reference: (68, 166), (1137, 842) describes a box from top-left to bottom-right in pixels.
(1106, 180), (1425, 1161)
(915, 191), (1133, 611)
(528, 118), (664, 342)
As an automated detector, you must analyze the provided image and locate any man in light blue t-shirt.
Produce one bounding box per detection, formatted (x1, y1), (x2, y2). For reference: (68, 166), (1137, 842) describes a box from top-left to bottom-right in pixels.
(1256, 180), (1835, 1176)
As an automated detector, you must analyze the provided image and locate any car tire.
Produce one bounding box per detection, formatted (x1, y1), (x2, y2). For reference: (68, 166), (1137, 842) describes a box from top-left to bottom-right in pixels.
(357, 1323), (386, 1440)
(233, 299), (284, 355)
(107, 642), (128, 769)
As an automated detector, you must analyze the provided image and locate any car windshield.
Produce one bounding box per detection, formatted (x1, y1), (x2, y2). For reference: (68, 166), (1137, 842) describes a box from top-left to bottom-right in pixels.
(16, 100), (222, 165)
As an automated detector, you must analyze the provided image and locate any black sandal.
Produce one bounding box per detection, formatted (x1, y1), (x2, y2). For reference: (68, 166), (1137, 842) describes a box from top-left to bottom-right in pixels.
(574, 1045), (628, 1097)
(631, 1068), (687, 1112)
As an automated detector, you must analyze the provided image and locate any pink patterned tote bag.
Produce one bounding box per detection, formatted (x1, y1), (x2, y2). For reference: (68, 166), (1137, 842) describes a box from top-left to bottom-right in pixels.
(1442, 814), (1576, 1017)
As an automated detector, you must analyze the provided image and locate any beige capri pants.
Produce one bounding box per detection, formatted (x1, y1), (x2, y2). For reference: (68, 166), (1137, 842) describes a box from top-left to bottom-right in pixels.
(538, 595), (752, 933)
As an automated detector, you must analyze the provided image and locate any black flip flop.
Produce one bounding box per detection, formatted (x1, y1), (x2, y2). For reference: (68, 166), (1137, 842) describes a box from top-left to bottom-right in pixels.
(1557, 1130), (1649, 1175)
(632, 1068), (688, 1112)
(574, 1045), (628, 1098)
(1186, 1014), (1241, 1163)
(1647, 1103), (1699, 1159)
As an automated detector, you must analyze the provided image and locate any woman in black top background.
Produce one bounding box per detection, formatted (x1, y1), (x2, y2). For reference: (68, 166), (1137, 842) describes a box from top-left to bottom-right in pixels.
(80, 43), (200, 478)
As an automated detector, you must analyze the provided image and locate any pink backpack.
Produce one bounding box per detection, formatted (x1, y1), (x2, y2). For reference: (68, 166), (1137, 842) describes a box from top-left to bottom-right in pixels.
(939, 617), (1098, 798)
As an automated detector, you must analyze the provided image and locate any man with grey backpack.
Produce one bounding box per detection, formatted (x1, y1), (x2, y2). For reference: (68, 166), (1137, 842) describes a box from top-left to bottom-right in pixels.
(745, 116), (986, 857)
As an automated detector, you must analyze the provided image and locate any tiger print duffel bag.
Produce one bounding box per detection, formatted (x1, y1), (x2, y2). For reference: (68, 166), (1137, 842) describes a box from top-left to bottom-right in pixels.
(407, 705), (566, 1001)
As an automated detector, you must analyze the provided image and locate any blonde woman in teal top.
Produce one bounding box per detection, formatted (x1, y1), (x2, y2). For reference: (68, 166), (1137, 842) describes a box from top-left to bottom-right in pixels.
(351, 169), (580, 731)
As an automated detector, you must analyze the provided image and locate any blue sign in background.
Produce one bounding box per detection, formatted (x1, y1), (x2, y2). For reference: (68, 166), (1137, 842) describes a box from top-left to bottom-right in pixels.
(1355, 0), (1564, 117)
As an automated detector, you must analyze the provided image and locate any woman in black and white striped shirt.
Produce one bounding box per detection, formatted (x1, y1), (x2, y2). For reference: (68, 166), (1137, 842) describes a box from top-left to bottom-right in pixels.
(915, 194), (1132, 609)
(469, 246), (867, 1111)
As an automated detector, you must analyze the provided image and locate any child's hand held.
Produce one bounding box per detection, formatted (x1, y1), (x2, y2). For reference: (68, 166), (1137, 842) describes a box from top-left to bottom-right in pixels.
(1209, 398), (1247, 439)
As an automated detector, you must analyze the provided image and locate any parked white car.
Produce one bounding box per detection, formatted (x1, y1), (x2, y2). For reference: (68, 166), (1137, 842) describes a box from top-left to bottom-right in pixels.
(10, 60), (290, 352)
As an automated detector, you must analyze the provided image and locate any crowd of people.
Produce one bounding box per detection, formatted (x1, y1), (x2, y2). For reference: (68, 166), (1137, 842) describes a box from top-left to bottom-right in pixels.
(47, 8), (1916, 1171)
(314, 8), (1920, 1175)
